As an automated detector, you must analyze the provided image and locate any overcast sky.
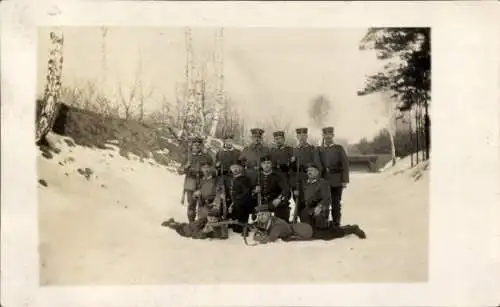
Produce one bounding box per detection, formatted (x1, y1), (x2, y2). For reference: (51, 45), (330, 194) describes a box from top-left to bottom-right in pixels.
(37, 27), (391, 142)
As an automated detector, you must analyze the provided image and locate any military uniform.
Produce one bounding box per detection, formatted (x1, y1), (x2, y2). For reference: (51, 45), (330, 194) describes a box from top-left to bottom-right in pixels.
(318, 126), (349, 226)
(290, 128), (324, 215)
(251, 204), (313, 244)
(300, 163), (331, 229)
(228, 160), (255, 233)
(256, 155), (291, 221)
(215, 133), (241, 201)
(239, 128), (271, 186)
(180, 137), (214, 222)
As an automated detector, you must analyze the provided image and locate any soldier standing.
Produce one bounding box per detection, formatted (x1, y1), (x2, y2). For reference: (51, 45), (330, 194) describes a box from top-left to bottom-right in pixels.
(270, 130), (294, 181)
(215, 133), (241, 200)
(254, 155), (291, 221)
(239, 128), (271, 186)
(290, 127), (323, 222)
(228, 159), (255, 234)
(318, 126), (349, 227)
(179, 136), (214, 222)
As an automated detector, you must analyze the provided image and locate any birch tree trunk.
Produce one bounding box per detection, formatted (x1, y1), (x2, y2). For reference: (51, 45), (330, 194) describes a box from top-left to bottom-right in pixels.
(36, 30), (64, 144)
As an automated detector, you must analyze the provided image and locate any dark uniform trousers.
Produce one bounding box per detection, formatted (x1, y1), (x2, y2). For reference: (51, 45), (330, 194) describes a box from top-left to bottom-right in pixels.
(319, 144), (349, 227)
(330, 186), (343, 227)
(229, 175), (254, 233)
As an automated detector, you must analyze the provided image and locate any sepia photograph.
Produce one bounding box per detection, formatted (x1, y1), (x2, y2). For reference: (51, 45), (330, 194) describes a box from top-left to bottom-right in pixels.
(2, 2), (499, 307)
(36, 26), (430, 284)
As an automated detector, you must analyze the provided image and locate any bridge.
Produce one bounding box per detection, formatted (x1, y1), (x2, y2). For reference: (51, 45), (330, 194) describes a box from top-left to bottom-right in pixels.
(348, 154), (393, 173)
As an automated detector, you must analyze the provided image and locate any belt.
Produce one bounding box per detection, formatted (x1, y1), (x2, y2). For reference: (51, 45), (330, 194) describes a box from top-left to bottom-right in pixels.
(326, 168), (341, 173)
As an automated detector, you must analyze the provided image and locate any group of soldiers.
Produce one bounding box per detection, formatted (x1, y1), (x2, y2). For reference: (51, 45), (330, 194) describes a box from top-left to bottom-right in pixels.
(161, 126), (366, 244)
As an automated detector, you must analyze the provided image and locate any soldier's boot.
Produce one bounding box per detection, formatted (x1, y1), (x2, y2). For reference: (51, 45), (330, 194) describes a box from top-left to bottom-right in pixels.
(331, 204), (342, 227)
(343, 224), (367, 239)
(161, 218), (176, 227)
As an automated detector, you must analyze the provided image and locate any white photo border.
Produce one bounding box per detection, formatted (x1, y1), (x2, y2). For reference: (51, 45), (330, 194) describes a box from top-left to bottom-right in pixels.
(1, 1), (500, 306)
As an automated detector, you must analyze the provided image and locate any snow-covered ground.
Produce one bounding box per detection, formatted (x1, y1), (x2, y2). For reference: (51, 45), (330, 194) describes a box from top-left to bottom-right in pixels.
(38, 133), (429, 285)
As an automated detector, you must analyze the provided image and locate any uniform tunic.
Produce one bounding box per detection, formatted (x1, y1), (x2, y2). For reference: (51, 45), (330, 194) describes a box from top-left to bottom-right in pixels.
(318, 143), (349, 187)
(182, 150), (214, 190)
(215, 148), (242, 173)
(290, 144), (323, 188)
(240, 143), (271, 185)
(257, 171), (291, 220)
(270, 144), (294, 173)
(301, 177), (332, 228)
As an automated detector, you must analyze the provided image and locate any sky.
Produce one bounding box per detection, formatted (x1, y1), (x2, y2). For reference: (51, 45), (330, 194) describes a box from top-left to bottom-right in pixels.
(37, 27), (391, 143)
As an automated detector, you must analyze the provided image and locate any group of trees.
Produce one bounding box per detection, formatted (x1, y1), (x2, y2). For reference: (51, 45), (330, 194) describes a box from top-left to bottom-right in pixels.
(357, 27), (431, 166)
(36, 27), (430, 164)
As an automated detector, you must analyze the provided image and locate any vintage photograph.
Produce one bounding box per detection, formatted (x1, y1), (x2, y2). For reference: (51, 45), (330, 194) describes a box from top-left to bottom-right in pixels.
(36, 27), (430, 284)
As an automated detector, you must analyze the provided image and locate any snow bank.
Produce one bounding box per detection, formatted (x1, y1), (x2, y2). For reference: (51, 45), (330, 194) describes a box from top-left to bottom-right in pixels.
(38, 135), (429, 284)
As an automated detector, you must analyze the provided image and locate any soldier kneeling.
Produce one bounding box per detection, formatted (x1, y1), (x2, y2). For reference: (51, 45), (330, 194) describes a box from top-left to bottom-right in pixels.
(161, 161), (228, 239)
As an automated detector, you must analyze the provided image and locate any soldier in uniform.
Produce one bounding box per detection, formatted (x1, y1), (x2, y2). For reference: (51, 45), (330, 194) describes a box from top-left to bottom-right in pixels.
(254, 155), (291, 221)
(318, 126), (350, 227)
(228, 159), (255, 233)
(290, 127), (324, 222)
(300, 162), (331, 229)
(270, 130), (293, 187)
(239, 128), (271, 186)
(162, 160), (228, 239)
(178, 136), (214, 222)
(250, 203), (366, 245)
(215, 133), (241, 200)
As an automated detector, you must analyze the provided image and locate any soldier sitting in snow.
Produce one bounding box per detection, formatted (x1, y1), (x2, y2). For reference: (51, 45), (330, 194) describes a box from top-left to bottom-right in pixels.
(250, 203), (367, 245)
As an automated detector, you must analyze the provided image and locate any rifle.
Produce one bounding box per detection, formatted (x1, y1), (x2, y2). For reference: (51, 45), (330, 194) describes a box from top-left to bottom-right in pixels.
(256, 163), (262, 212)
(220, 164), (229, 239)
(205, 219), (260, 246)
(195, 164), (201, 218)
(291, 153), (301, 223)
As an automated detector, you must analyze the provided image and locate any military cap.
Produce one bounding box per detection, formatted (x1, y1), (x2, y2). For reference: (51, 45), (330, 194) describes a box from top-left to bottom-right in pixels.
(295, 127), (308, 134)
(223, 133), (234, 139)
(191, 136), (204, 144)
(231, 158), (245, 167)
(305, 162), (320, 170)
(255, 204), (271, 212)
(322, 126), (335, 134)
(259, 154), (273, 163)
(273, 131), (285, 137)
(250, 128), (264, 136)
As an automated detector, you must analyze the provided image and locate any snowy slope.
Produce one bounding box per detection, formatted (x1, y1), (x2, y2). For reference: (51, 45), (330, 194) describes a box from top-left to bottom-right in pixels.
(38, 133), (429, 285)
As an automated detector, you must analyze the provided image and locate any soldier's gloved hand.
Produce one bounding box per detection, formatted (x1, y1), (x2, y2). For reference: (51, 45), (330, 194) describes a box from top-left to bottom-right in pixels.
(193, 190), (201, 198)
(272, 198), (281, 207)
(254, 186), (262, 193)
(290, 156), (296, 163)
(215, 161), (221, 168)
(228, 204), (234, 214)
(293, 190), (299, 197)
